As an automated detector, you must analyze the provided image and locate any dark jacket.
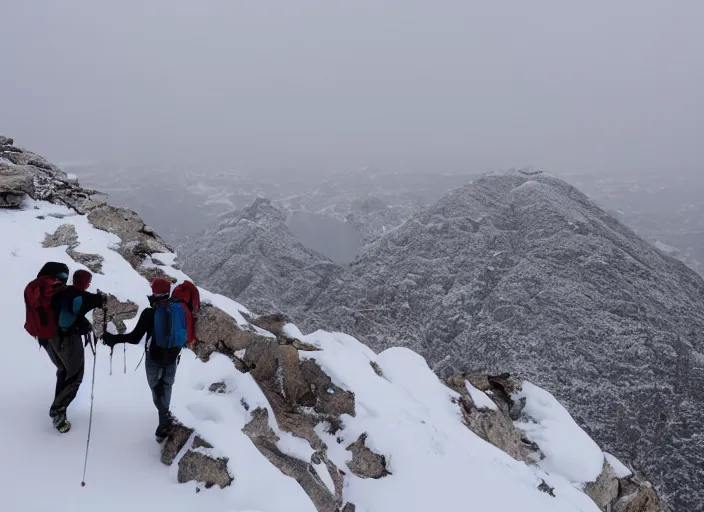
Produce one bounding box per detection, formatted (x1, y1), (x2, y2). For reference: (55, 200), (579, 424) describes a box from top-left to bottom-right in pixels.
(51, 286), (104, 335)
(104, 301), (181, 365)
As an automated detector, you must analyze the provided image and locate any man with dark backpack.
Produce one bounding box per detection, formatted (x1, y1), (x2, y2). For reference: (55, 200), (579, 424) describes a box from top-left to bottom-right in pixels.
(104, 277), (197, 441)
(24, 264), (105, 433)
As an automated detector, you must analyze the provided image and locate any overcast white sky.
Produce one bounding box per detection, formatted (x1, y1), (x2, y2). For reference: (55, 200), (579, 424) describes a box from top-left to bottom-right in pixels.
(1, 0), (702, 175)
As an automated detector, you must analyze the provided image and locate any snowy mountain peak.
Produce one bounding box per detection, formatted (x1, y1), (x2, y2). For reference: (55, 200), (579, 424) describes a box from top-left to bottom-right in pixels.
(1, 138), (664, 511)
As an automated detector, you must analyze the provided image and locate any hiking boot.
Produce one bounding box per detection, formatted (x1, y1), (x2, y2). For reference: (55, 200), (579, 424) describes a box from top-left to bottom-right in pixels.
(155, 424), (171, 442)
(52, 412), (71, 434)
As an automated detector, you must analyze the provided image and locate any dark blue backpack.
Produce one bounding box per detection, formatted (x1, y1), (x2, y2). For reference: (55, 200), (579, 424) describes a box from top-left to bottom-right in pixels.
(152, 300), (188, 349)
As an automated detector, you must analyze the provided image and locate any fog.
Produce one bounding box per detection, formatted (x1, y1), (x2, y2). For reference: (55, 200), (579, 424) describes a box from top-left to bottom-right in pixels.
(1, 0), (702, 176)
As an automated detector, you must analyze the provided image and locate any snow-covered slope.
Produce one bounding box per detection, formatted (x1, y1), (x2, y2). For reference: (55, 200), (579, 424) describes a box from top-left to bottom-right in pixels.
(0, 140), (662, 512)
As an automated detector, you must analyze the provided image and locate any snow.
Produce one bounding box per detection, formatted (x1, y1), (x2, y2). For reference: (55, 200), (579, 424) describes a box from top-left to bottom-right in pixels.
(282, 322), (305, 340)
(0, 198), (607, 512)
(605, 452), (632, 478)
(465, 380), (498, 410)
(515, 381), (605, 485)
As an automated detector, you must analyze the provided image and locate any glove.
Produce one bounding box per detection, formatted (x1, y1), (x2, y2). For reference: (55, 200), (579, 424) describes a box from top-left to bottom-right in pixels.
(103, 332), (119, 348)
(76, 317), (92, 336)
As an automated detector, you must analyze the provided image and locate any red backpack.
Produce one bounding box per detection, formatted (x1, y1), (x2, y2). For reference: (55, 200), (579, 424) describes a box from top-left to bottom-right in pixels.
(171, 280), (200, 342)
(24, 276), (66, 339)
(172, 280), (200, 316)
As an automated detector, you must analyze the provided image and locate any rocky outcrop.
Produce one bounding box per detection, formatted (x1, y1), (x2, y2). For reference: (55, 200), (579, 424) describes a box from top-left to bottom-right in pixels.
(42, 223), (105, 273)
(585, 461), (621, 510)
(87, 205), (170, 274)
(177, 436), (233, 489)
(193, 303), (271, 362)
(1, 137), (170, 278)
(446, 373), (539, 463)
(345, 434), (390, 479)
(614, 482), (662, 512)
(160, 423), (233, 489)
(186, 303), (363, 511)
(92, 294), (140, 337)
(585, 464), (663, 512)
(243, 408), (341, 512)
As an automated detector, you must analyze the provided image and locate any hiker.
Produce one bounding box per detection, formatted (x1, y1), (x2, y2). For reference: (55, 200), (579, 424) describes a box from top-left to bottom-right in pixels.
(103, 278), (198, 440)
(24, 263), (105, 433)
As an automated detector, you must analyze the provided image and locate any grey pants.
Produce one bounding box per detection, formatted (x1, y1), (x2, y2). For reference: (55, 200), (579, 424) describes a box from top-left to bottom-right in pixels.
(145, 355), (178, 427)
(40, 333), (85, 418)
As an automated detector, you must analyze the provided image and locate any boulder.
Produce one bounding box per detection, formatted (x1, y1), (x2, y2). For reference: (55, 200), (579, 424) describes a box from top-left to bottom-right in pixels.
(612, 487), (665, 512)
(161, 424), (195, 465)
(446, 374), (537, 463)
(92, 295), (139, 337)
(193, 303), (267, 361)
(299, 359), (355, 417)
(280, 345), (315, 405)
(42, 223), (78, 248)
(87, 205), (171, 275)
(249, 313), (290, 338)
(66, 249), (104, 274)
(345, 433), (390, 479)
(177, 443), (233, 489)
(0, 164), (34, 208)
(585, 461), (620, 510)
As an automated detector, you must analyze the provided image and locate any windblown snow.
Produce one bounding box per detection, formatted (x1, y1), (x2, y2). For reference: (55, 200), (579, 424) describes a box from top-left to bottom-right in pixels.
(0, 198), (621, 511)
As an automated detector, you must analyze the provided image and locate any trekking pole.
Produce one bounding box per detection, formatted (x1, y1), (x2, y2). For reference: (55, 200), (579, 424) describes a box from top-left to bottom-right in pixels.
(123, 343), (126, 374)
(81, 332), (98, 487)
(134, 350), (145, 372)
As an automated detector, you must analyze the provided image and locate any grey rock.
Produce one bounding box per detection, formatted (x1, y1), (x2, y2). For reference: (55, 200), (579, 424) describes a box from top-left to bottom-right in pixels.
(192, 303), (267, 362)
(249, 312), (290, 338)
(42, 224), (79, 248)
(585, 461), (620, 510)
(42, 224), (104, 273)
(446, 375), (538, 463)
(208, 382), (231, 395)
(0, 163), (34, 207)
(0, 136), (14, 146)
(299, 359), (355, 417)
(345, 433), (390, 479)
(92, 295), (139, 338)
(614, 484), (663, 512)
(66, 249), (105, 274)
(161, 424), (194, 465)
(88, 205), (171, 275)
(177, 446), (233, 489)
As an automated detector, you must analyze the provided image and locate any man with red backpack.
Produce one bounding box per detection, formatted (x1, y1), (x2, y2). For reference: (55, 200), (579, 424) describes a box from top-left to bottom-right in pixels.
(24, 263), (106, 433)
(104, 278), (198, 441)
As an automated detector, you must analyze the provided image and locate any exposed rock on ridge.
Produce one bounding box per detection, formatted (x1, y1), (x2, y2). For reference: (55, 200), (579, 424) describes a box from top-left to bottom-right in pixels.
(1, 137), (171, 280)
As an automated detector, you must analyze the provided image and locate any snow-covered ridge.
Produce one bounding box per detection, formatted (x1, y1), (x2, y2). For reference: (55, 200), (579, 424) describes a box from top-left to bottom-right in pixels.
(0, 138), (662, 511)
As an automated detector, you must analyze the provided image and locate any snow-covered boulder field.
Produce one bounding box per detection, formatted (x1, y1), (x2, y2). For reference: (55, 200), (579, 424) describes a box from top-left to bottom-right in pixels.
(0, 138), (663, 511)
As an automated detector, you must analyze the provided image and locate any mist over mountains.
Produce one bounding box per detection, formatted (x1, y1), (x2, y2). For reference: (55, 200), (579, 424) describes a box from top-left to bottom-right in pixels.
(74, 162), (704, 278)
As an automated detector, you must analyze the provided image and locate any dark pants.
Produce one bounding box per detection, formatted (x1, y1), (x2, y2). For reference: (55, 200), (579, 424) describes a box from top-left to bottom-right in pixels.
(145, 355), (177, 427)
(40, 333), (85, 418)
